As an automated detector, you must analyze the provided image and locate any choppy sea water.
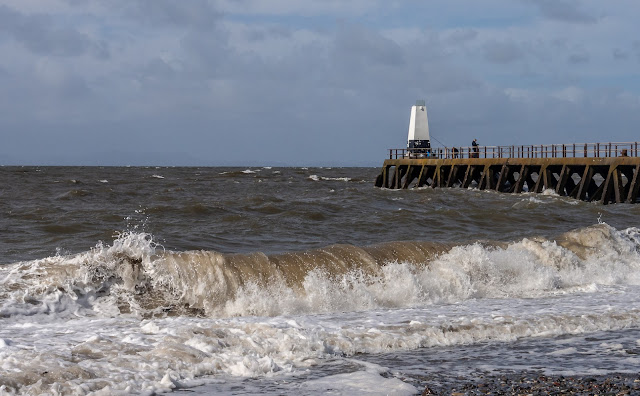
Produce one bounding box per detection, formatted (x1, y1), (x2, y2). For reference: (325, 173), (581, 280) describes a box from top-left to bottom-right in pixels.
(1, 166), (640, 395)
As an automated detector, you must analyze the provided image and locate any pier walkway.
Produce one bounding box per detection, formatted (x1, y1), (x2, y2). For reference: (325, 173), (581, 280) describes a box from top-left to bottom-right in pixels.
(375, 142), (640, 204)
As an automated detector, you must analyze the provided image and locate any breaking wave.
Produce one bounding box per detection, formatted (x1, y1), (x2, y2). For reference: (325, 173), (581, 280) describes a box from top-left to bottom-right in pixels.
(1, 224), (639, 319)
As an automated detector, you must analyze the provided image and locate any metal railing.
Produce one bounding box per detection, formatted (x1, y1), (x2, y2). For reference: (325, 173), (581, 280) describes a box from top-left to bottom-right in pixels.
(388, 142), (640, 160)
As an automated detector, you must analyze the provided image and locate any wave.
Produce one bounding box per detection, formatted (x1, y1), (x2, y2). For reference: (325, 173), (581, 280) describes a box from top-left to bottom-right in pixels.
(1, 224), (639, 319)
(308, 174), (356, 182)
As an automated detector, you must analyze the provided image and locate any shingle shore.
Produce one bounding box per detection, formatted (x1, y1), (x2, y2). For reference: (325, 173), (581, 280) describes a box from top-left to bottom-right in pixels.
(421, 372), (640, 395)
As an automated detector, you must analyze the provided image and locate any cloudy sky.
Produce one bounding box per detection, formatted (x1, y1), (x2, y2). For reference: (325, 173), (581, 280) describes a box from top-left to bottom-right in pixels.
(1, 0), (639, 166)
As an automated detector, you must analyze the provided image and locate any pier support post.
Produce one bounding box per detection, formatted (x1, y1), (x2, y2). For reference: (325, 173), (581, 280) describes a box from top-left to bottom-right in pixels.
(612, 167), (624, 203)
(446, 165), (463, 187)
(599, 166), (615, 205)
(556, 165), (571, 196)
(577, 166), (594, 200)
(462, 165), (479, 188)
(512, 165), (528, 193)
(495, 164), (509, 192)
(479, 165), (495, 190)
(432, 165), (442, 188)
(533, 165), (547, 193)
(402, 165), (420, 189)
(416, 165), (426, 187)
(627, 164), (640, 203)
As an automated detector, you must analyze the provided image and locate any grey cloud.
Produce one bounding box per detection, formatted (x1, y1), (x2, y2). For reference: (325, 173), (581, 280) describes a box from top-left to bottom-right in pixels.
(444, 29), (478, 45)
(332, 24), (405, 68)
(634, 41), (640, 60)
(568, 52), (589, 64)
(54, 74), (91, 100)
(613, 48), (628, 61)
(0, 5), (108, 58)
(245, 25), (293, 42)
(483, 41), (524, 64)
(139, 58), (178, 81)
(526, 0), (597, 24)
(423, 65), (480, 94)
(179, 28), (233, 78)
(0, 67), (94, 128)
(108, 0), (221, 29)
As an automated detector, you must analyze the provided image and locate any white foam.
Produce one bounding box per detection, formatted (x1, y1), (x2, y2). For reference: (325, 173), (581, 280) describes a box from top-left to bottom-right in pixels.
(2, 289), (640, 394)
(548, 347), (578, 356)
(321, 177), (351, 182)
(151, 174), (165, 179)
(301, 363), (417, 395)
(0, 231), (158, 318)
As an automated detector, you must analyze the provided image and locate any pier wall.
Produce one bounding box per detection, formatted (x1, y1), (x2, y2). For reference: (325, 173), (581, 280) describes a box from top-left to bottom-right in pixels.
(375, 157), (640, 204)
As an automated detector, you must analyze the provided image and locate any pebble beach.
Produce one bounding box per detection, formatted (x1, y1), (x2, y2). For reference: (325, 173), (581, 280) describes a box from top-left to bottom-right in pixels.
(421, 373), (640, 395)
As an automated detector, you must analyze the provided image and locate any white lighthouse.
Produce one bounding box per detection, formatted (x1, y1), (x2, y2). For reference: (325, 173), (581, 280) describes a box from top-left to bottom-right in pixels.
(407, 100), (430, 155)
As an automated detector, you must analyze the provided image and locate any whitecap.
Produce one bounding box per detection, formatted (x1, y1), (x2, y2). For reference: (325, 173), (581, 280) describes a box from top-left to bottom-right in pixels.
(321, 177), (351, 182)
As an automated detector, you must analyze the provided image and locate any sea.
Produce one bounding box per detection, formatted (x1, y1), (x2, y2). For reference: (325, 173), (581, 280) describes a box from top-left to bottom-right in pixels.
(1, 166), (640, 395)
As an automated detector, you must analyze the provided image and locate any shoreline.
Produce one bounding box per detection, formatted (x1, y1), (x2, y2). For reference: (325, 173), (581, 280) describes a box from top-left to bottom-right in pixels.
(420, 372), (640, 395)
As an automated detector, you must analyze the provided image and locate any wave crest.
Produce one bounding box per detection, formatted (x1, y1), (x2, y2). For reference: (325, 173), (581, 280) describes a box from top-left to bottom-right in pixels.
(1, 224), (639, 319)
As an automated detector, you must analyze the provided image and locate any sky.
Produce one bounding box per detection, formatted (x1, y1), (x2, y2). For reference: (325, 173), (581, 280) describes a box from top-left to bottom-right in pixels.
(1, 0), (639, 166)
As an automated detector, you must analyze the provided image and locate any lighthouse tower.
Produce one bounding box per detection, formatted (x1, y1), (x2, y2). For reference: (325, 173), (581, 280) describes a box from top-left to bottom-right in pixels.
(407, 100), (430, 155)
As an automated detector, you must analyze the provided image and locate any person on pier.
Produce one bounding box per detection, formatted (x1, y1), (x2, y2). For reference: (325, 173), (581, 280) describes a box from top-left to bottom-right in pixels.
(472, 138), (479, 158)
